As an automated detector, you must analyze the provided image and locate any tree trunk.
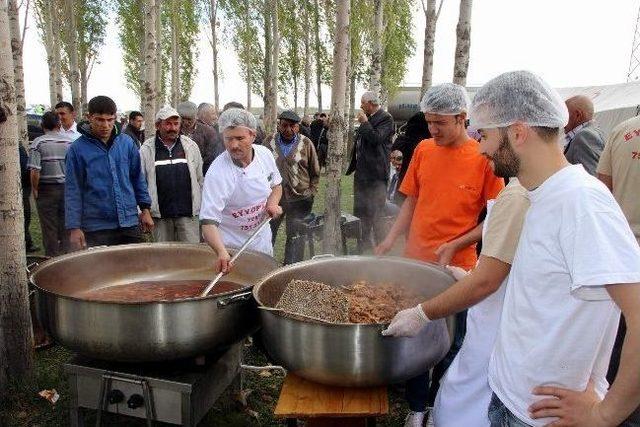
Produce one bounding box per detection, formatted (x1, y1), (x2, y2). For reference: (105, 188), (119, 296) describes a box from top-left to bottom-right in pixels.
(210, 0), (220, 111)
(7, 0), (27, 148)
(313, 0), (322, 112)
(40, 0), (58, 107)
(51, 1), (63, 104)
(0, 1), (33, 394)
(268, 0), (280, 133)
(79, 60), (88, 113)
(453, 0), (472, 86)
(66, 0), (81, 115)
(170, 0), (180, 107)
(155, 0), (163, 109)
(370, 0), (383, 97)
(303, 2), (311, 116)
(421, 0), (438, 97)
(243, 0), (251, 110)
(347, 70), (356, 162)
(322, 0), (350, 254)
(263, 0), (272, 124)
(143, 0), (157, 139)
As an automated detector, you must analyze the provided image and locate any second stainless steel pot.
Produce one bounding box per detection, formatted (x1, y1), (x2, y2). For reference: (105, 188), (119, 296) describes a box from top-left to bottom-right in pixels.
(253, 256), (456, 387)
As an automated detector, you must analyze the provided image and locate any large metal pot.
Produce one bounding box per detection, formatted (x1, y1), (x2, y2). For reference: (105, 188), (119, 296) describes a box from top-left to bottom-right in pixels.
(253, 255), (456, 387)
(30, 243), (279, 362)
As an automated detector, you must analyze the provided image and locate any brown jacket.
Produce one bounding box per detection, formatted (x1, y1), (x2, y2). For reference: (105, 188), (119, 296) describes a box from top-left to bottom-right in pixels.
(264, 132), (320, 201)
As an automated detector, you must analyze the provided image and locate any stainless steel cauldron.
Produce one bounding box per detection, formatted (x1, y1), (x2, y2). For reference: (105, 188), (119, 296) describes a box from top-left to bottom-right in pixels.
(253, 255), (456, 387)
(30, 243), (279, 362)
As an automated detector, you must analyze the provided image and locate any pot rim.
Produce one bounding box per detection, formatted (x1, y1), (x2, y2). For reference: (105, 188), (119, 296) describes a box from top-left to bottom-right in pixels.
(252, 254), (454, 327)
(30, 242), (278, 305)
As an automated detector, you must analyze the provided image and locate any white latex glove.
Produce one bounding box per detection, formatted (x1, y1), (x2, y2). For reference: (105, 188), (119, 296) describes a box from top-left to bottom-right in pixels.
(381, 304), (430, 337)
(446, 265), (470, 281)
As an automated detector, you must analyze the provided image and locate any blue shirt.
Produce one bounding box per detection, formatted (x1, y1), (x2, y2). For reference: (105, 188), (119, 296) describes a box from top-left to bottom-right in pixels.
(65, 129), (151, 232)
(277, 134), (298, 157)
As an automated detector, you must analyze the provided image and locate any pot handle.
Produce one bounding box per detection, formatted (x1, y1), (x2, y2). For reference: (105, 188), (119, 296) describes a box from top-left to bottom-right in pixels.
(217, 291), (253, 308)
(311, 253), (335, 260)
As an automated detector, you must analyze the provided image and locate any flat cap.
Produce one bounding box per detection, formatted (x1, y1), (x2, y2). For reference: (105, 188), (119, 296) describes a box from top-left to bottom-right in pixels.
(155, 106), (180, 122)
(278, 110), (301, 123)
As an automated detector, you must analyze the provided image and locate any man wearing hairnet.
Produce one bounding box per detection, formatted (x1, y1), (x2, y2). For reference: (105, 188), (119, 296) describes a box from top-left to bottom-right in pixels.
(467, 71), (640, 427)
(375, 83), (504, 426)
(199, 108), (283, 273)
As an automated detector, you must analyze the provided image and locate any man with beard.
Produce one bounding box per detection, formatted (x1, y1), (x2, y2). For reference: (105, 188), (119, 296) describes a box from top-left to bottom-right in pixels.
(139, 107), (203, 243)
(375, 83), (504, 427)
(472, 71), (639, 427)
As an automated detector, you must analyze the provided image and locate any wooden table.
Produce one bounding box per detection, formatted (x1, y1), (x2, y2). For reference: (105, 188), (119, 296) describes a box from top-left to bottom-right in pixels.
(274, 374), (389, 427)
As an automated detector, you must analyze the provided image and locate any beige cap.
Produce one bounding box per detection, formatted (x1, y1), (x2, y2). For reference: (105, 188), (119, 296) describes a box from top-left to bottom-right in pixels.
(155, 106), (180, 122)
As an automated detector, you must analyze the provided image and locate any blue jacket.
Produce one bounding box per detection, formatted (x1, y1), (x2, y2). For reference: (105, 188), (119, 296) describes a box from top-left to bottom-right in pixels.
(65, 125), (151, 232)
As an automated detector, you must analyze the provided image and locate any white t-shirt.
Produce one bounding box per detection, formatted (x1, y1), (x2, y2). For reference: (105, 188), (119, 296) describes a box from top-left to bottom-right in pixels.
(200, 145), (282, 256)
(488, 165), (640, 426)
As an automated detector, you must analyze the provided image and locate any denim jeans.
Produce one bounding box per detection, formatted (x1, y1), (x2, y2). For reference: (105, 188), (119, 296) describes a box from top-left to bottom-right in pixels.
(488, 393), (532, 427)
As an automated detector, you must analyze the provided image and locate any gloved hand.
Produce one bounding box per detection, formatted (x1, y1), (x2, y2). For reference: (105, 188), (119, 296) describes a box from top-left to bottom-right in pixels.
(381, 304), (430, 337)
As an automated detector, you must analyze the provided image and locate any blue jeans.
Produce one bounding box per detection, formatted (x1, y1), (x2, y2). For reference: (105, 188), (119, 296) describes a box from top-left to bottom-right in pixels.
(488, 393), (532, 427)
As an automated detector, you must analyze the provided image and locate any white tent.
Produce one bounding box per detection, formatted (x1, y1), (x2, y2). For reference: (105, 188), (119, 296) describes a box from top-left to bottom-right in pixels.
(388, 82), (640, 136)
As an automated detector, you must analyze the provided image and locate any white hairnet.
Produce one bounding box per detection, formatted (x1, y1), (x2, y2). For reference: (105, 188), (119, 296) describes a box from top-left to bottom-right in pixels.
(420, 83), (470, 115)
(218, 108), (257, 133)
(469, 70), (569, 129)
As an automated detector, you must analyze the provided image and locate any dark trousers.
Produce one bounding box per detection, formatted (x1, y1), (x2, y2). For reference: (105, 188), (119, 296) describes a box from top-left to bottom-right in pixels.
(23, 188), (33, 249)
(270, 197), (314, 264)
(606, 316), (640, 426)
(406, 310), (468, 412)
(353, 178), (387, 250)
(84, 226), (142, 247)
(36, 184), (68, 257)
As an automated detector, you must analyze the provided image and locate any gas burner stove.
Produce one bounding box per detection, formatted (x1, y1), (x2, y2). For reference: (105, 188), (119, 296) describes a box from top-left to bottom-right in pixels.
(64, 342), (242, 426)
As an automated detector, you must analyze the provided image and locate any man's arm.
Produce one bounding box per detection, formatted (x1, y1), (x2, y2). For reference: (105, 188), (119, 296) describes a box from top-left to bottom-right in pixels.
(435, 222), (483, 265)
(266, 184), (283, 218)
(422, 255), (509, 319)
(202, 223), (232, 274)
(30, 170), (40, 199)
(597, 173), (613, 191)
(374, 195), (417, 255)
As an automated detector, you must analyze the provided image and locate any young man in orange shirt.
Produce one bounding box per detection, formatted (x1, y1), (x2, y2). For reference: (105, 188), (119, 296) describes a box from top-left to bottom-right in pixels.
(375, 83), (504, 427)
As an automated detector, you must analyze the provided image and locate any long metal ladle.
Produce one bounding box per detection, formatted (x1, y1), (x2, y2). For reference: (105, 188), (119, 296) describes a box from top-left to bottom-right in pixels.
(200, 217), (272, 297)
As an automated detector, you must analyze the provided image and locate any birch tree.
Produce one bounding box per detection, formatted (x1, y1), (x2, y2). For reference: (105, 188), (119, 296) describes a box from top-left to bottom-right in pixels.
(76, 1), (107, 111)
(143, 0), (157, 137)
(453, 0), (472, 86)
(421, 0), (443, 96)
(205, 0), (220, 110)
(155, 0), (163, 108)
(170, 0), (180, 105)
(302, 0), (312, 116)
(263, 0), (280, 136)
(33, 0), (62, 107)
(323, 0), (350, 254)
(65, 0), (81, 113)
(7, 0), (28, 147)
(313, 0), (322, 111)
(0, 0), (33, 394)
(369, 0), (383, 98)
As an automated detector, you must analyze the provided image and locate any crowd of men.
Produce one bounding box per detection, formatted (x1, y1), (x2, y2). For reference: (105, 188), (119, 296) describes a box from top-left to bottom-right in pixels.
(9, 68), (640, 426)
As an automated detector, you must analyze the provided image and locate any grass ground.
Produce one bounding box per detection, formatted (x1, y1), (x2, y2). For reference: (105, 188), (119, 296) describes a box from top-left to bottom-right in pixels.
(0, 176), (410, 426)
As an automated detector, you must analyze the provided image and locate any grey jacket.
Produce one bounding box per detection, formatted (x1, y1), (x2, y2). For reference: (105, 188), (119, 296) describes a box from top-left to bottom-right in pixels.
(564, 122), (605, 176)
(139, 135), (204, 218)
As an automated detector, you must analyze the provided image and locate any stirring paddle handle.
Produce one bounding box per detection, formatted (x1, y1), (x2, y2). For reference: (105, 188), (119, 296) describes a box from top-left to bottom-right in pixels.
(200, 218), (272, 297)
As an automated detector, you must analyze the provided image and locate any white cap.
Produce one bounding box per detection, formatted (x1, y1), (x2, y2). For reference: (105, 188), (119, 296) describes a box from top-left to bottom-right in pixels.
(420, 83), (470, 115)
(155, 106), (180, 122)
(469, 70), (569, 129)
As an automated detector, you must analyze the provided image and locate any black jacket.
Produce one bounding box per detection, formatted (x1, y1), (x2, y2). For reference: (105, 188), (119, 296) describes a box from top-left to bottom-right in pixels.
(346, 108), (394, 182)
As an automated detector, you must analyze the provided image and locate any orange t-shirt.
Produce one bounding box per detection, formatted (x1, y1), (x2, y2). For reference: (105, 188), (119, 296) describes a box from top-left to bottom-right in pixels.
(399, 138), (505, 270)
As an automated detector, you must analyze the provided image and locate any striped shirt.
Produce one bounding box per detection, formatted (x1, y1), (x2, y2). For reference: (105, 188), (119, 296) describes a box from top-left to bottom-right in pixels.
(27, 131), (74, 184)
